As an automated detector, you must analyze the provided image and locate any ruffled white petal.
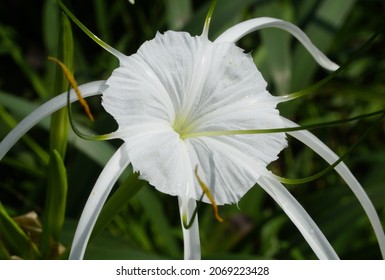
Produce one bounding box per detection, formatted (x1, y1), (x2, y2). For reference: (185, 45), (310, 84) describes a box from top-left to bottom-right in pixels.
(104, 31), (217, 130)
(113, 122), (197, 200)
(257, 175), (339, 259)
(186, 135), (285, 204)
(102, 31), (287, 204)
(282, 117), (385, 258)
(215, 17), (339, 71)
(69, 142), (131, 259)
(0, 81), (106, 161)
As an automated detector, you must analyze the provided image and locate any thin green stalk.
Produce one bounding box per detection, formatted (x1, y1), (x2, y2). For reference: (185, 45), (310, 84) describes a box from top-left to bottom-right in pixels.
(202, 0), (218, 37)
(182, 109), (385, 139)
(66, 88), (111, 141)
(49, 12), (73, 156)
(40, 12), (73, 259)
(57, 0), (124, 60)
(279, 111), (385, 185)
(182, 192), (204, 229)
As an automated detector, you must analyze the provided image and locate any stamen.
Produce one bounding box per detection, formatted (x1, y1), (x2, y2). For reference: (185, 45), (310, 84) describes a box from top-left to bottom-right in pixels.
(66, 88), (112, 142)
(195, 167), (223, 223)
(182, 167), (224, 229)
(277, 111), (385, 185)
(182, 109), (385, 139)
(182, 193), (204, 229)
(202, 0), (218, 38)
(48, 57), (94, 122)
(58, 0), (125, 61)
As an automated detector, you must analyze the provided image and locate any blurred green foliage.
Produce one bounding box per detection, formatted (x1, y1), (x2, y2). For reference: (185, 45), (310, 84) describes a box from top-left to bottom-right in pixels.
(0, 0), (384, 259)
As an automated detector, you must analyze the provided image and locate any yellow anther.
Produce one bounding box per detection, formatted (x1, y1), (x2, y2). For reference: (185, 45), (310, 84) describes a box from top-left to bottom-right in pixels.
(194, 167), (223, 223)
(48, 56), (94, 122)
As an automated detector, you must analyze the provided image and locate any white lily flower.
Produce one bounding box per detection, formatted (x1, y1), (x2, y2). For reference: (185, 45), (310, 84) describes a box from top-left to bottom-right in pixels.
(1, 8), (384, 260)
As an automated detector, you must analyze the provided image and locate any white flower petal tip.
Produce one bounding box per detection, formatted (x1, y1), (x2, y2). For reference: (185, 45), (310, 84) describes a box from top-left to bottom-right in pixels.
(215, 17), (339, 72)
(69, 143), (131, 260)
(257, 176), (339, 260)
(101, 30), (287, 205)
(282, 117), (385, 258)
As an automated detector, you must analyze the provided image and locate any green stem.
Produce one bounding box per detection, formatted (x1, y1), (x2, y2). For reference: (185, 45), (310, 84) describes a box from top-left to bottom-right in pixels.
(182, 193), (204, 229)
(66, 88), (111, 141)
(182, 109), (385, 139)
(202, 0), (218, 37)
(279, 111), (385, 185)
(41, 12), (72, 259)
(57, 0), (124, 60)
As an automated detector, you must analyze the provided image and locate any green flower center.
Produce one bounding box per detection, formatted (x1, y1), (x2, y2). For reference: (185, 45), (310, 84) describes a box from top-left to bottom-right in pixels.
(172, 114), (192, 140)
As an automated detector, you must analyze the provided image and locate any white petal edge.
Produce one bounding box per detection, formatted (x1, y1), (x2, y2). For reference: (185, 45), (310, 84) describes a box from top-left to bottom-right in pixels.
(215, 17), (339, 72)
(178, 197), (201, 260)
(257, 175), (339, 259)
(0, 80), (106, 161)
(282, 117), (385, 258)
(69, 142), (131, 259)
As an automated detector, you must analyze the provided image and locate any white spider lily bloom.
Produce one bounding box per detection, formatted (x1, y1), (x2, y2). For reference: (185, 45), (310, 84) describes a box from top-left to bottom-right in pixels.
(1, 17), (384, 260)
(103, 30), (287, 205)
